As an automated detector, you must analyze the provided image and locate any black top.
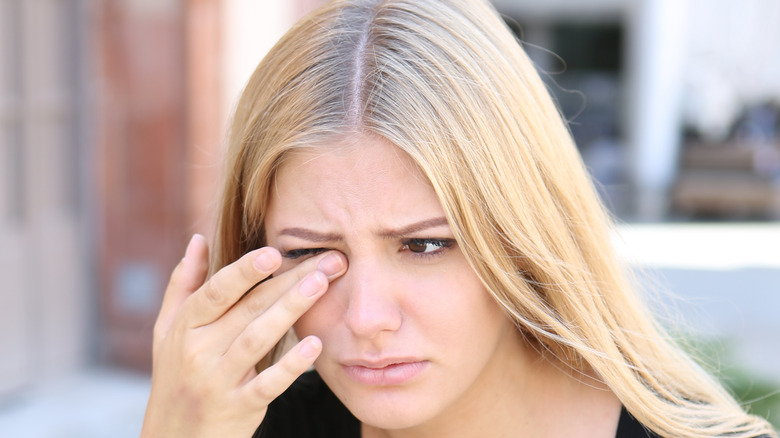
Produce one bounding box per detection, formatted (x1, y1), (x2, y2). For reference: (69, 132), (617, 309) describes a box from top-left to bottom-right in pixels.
(253, 371), (660, 437)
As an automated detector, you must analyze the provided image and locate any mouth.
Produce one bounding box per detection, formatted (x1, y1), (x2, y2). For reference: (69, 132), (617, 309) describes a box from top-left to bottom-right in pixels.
(341, 360), (429, 386)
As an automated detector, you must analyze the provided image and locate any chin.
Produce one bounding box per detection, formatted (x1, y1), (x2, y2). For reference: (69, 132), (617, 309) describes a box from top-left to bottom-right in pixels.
(335, 379), (445, 431)
(350, 395), (439, 430)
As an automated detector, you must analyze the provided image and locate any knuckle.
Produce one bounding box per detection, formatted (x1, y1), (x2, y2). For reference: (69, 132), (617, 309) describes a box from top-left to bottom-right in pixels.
(181, 335), (211, 368)
(278, 353), (303, 376)
(250, 374), (276, 403)
(202, 275), (229, 307)
(238, 331), (267, 355)
(173, 376), (216, 408)
(243, 292), (271, 318)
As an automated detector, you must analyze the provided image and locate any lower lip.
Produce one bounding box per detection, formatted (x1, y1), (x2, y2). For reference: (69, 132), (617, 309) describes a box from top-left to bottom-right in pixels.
(343, 361), (429, 386)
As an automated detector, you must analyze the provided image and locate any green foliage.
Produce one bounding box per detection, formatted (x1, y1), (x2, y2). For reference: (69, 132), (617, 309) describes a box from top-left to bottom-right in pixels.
(686, 336), (780, 429)
(722, 366), (780, 428)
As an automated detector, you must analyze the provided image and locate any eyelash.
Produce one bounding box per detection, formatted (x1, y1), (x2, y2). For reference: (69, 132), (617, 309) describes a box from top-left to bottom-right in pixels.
(280, 238), (455, 260)
(281, 247), (328, 259)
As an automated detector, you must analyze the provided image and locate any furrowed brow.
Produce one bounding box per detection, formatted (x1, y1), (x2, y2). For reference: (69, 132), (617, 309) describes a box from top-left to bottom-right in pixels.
(278, 228), (343, 243)
(377, 217), (450, 239)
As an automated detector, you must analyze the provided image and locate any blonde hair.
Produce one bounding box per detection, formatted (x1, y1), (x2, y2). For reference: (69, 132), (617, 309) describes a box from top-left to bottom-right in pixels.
(214, 0), (776, 436)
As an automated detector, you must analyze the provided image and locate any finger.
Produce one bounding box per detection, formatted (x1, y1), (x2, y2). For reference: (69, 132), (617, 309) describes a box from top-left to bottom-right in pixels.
(181, 246), (282, 328)
(202, 251), (346, 355)
(222, 268), (333, 376)
(218, 251), (347, 338)
(155, 234), (210, 337)
(241, 336), (322, 408)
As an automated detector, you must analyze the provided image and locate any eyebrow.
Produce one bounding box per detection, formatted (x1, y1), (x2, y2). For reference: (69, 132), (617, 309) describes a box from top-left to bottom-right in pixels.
(277, 228), (343, 243)
(277, 216), (450, 242)
(377, 216), (450, 239)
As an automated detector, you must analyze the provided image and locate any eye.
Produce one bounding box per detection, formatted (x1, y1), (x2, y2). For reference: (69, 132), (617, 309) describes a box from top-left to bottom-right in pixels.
(281, 247), (328, 260)
(402, 238), (454, 255)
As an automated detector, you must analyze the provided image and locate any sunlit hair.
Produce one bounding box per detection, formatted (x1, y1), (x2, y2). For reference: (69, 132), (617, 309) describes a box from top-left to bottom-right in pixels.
(213, 0), (776, 436)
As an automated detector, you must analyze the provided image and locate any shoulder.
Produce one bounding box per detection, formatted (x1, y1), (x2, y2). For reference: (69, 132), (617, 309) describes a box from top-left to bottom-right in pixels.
(616, 408), (776, 438)
(253, 371), (360, 438)
(616, 407), (660, 438)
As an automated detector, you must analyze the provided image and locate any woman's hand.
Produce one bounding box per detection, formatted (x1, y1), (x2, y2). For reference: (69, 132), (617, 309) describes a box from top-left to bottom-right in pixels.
(140, 234), (347, 437)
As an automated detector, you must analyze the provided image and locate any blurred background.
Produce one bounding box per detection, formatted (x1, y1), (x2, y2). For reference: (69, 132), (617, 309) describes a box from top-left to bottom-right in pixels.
(0, 0), (777, 436)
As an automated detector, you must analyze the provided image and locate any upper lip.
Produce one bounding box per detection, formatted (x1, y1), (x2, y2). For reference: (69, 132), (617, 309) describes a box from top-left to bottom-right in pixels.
(340, 356), (425, 369)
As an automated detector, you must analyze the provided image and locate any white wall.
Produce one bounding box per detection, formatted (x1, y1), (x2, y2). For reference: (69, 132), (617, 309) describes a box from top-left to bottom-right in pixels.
(494, 0), (780, 220)
(221, 0), (298, 126)
(681, 0), (780, 141)
(625, 0), (687, 219)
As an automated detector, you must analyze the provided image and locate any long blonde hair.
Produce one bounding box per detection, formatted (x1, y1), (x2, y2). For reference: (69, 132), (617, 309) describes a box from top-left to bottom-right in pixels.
(214, 0), (776, 436)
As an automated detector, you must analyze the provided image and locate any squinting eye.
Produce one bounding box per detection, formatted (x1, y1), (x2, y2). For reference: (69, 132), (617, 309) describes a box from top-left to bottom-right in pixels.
(281, 247), (328, 259)
(404, 238), (454, 254)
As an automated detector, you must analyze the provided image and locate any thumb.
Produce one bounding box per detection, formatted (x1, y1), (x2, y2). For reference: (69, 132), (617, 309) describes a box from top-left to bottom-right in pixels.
(154, 234), (210, 338)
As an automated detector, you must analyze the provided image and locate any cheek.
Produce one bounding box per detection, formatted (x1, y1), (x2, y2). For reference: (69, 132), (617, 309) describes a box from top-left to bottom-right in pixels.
(397, 266), (496, 333)
(421, 276), (502, 338)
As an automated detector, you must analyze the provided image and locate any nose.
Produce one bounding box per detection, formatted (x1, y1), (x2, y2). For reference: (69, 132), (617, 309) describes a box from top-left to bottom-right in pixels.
(342, 259), (402, 339)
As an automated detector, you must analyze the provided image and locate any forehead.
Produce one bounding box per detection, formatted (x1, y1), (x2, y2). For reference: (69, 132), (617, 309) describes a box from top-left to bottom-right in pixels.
(265, 136), (444, 232)
(280, 135), (418, 177)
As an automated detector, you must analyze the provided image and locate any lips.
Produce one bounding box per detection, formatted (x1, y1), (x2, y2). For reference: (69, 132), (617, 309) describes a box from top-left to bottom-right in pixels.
(341, 358), (429, 386)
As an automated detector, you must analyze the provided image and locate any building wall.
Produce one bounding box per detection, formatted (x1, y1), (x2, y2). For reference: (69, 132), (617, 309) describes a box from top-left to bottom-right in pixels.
(3, 0), (775, 398)
(94, 0), (190, 371)
(94, 0), (324, 372)
(1, 0), (318, 397)
(0, 0), (90, 397)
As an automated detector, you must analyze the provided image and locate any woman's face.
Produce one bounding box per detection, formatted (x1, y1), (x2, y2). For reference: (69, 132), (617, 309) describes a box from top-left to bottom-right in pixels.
(264, 136), (528, 431)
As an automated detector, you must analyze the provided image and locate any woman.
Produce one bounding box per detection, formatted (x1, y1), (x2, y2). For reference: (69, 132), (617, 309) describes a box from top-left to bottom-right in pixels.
(141, 0), (777, 437)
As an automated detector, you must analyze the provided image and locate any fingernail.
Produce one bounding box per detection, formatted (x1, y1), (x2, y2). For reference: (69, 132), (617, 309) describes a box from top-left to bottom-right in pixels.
(317, 253), (344, 277)
(299, 337), (321, 359)
(254, 249), (278, 272)
(300, 272), (326, 297)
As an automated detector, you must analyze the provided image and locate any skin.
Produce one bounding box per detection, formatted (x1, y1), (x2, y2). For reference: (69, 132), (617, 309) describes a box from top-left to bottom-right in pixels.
(140, 235), (348, 437)
(141, 134), (622, 438)
(263, 135), (623, 437)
